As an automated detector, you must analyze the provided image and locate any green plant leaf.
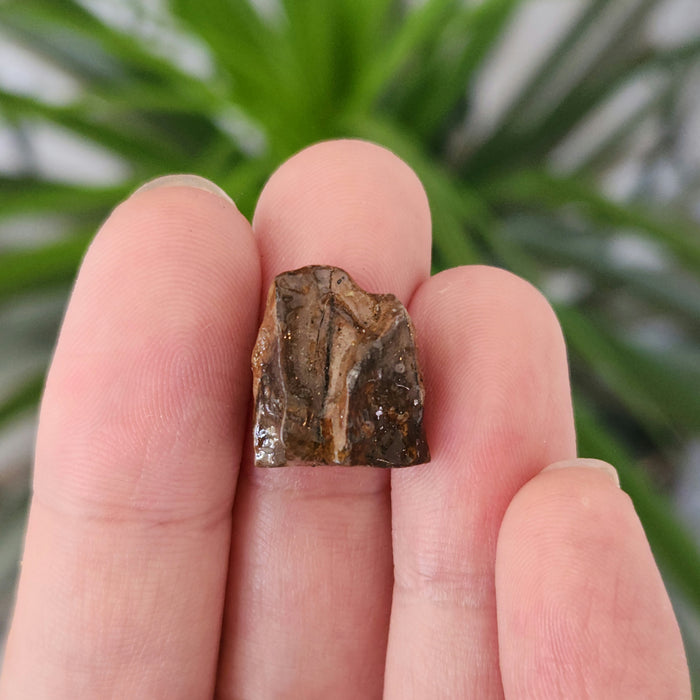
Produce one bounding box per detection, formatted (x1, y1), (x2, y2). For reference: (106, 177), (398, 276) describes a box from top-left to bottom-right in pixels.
(415, 0), (524, 138)
(0, 234), (89, 301)
(0, 89), (191, 172)
(575, 398), (700, 612)
(561, 306), (700, 433)
(169, 0), (317, 153)
(392, 0), (524, 140)
(0, 373), (44, 429)
(461, 0), (700, 177)
(486, 169), (700, 266)
(0, 177), (128, 219)
(346, 113), (483, 266)
(0, 0), (217, 95)
(488, 0), (614, 138)
(502, 213), (700, 326)
(348, 0), (459, 113)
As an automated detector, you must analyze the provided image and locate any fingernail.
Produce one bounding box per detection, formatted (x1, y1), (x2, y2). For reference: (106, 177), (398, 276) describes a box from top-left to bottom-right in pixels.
(133, 174), (233, 203)
(542, 458), (620, 487)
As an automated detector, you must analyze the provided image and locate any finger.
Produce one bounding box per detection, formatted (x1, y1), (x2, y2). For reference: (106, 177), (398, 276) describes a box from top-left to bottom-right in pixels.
(0, 177), (260, 698)
(496, 460), (691, 699)
(385, 266), (577, 698)
(216, 139), (432, 699)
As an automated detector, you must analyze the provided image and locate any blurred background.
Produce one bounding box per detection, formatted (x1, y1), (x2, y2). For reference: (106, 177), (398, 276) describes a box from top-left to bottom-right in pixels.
(1, 0), (699, 688)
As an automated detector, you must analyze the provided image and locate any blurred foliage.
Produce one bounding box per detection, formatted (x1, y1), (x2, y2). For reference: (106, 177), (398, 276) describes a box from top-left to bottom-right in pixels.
(1, 0), (699, 684)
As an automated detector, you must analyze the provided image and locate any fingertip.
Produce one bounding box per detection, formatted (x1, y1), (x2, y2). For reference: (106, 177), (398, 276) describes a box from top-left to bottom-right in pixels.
(405, 264), (575, 481)
(496, 461), (690, 698)
(36, 177), (261, 519)
(70, 176), (257, 350)
(252, 138), (432, 302)
(254, 139), (431, 232)
(498, 463), (636, 581)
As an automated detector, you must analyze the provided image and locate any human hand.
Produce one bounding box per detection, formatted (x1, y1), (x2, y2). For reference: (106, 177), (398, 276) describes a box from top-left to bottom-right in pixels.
(0, 141), (690, 698)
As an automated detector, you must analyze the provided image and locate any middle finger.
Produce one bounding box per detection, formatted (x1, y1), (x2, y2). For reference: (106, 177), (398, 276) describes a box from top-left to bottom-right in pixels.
(216, 139), (432, 699)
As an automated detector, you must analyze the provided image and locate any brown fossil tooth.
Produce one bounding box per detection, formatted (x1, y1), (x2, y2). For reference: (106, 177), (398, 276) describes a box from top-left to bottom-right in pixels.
(251, 265), (430, 467)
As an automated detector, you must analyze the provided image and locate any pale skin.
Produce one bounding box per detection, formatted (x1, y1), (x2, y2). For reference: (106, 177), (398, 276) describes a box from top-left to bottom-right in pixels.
(0, 140), (691, 698)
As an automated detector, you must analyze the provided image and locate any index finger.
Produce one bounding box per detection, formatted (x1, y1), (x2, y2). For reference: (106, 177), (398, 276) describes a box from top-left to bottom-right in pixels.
(1, 177), (260, 698)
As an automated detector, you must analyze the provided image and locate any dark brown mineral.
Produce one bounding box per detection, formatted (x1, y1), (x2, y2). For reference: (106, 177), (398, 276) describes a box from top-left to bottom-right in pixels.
(251, 265), (430, 467)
